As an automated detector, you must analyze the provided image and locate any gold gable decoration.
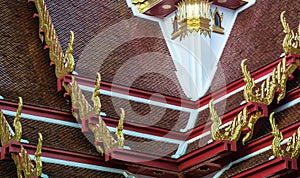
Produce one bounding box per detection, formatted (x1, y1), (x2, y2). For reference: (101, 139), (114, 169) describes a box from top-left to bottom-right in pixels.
(71, 73), (125, 154)
(270, 113), (300, 159)
(29, 0), (125, 155)
(209, 11), (300, 146)
(209, 100), (261, 145)
(0, 97), (43, 178)
(241, 57), (297, 105)
(33, 0), (75, 78)
(12, 133), (43, 178)
(281, 11), (300, 55)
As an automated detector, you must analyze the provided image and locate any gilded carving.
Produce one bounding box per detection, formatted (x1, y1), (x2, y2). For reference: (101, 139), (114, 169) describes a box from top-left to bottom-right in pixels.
(92, 73), (102, 115)
(71, 74), (125, 154)
(209, 100), (261, 145)
(242, 57), (297, 105)
(33, 0), (75, 78)
(270, 112), (300, 159)
(13, 97), (23, 142)
(11, 133), (43, 178)
(0, 97), (23, 146)
(116, 108), (125, 148)
(172, 0), (212, 40)
(281, 11), (300, 55)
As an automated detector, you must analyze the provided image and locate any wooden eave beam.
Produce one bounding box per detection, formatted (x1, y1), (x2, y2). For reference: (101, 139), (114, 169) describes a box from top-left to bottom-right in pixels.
(232, 157), (298, 178)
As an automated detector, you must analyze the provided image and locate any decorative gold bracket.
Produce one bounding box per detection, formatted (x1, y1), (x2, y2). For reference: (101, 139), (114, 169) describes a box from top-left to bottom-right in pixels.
(209, 100), (262, 145)
(71, 73), (125, 154)
(281, 11), (300, 55)
(33, 0), (75, 78)
(242, 57), (297, 105)
(270, 112), (300, 159)
(0, 97), (43, 178)
(12, 133), (43, 178)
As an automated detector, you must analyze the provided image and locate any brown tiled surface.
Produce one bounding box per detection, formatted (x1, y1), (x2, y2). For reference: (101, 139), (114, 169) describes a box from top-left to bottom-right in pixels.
(44, 0), (187, 99)
(220, 149), (273, 178)
(125, 135), (179, 157)
(0, 160), (17, 178)
(186, 134), (212, 154)
(207, 0), (300, 94)
(195, 90), (245, 127)
(81, 90), (189, 131)
(0, 1), (71, 112)
(42, 163), (125, 178)
(252, 100), (300, 141)
(5, 115), (100, 156)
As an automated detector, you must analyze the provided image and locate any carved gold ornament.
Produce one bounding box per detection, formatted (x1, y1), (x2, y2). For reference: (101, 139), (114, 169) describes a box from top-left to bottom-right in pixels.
(0, 97), (23, 145)
(0, 97), (43, 178)
(33, 0), (75, 78)
(12, 133), (43, 178)
(71, 73), (125, 154)
(209, 100), (261, 145)
(270, 112), (300, 159)
(172, 0), (212, 40)
(242, 57), (297, 105)
(281, 11), (300, 55)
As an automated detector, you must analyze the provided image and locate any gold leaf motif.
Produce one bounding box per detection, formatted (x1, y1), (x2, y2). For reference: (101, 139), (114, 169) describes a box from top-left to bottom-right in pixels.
(242, 57), (296, 105)
(281, 11), (300, 55)
(33, 0), (75, 78)
(270, 112), (300, 159)
(209, 100), (261, 144)
(12, 133), (43, 178)
(13, 97), (23, 142)
(116, 108), (125, 148)
(171, 0), (212, 40)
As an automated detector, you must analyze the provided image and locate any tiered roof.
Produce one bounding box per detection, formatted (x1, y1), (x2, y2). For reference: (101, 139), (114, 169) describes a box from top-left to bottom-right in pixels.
(1, 0), (300, 177)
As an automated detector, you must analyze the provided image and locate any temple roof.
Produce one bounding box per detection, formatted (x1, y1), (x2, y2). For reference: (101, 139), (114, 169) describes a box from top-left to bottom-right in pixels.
(1, 0), (300, 177)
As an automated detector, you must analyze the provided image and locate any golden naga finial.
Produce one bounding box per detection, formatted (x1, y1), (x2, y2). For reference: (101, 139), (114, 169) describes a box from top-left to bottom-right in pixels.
(33, 133), (43, 176)
(242, 57), (293, 105)
(12, 133), (43, 178)
(92, 73), (102, 115)
(116, 108), (125, 148)
(281, 11), (300, 55)
(0, 111), (12, 146)
(13, 97), (23, 142)
(209, 100), (261, 145)
(270, 112), (300, 159)
(64, 30), (75, 73)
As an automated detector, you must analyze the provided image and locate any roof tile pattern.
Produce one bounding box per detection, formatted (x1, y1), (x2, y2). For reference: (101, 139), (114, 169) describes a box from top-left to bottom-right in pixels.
(44, 0), (186, 99)
(42, 163), (125, 178)
(0, 1), (71, 112)
(0, 160), (18, 178)
(208, 0), (300, 94)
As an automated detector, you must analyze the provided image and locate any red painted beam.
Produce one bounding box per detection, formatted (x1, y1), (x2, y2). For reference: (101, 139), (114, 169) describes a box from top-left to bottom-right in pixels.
(178, 140), (236, 171)
(0, 99), (74, 123)
(1, 141), (124, 169)
(233, 157), (298, 178)
(74, 55), (295, 111)
(105, 140), (236, 173)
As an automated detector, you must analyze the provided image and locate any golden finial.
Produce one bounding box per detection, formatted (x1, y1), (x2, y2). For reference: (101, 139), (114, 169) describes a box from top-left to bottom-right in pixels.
(13, 97), (23, 142)
(116, 108), (125, 148)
